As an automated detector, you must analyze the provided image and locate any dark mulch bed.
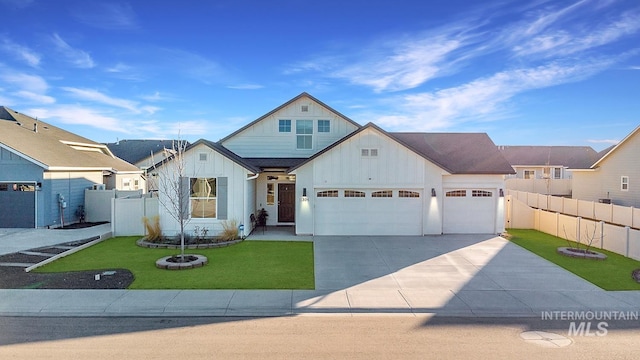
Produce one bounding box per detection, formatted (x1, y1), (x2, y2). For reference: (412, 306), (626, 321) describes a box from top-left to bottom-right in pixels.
(0, 266), (134, 289)
(54, 221), (108, 230)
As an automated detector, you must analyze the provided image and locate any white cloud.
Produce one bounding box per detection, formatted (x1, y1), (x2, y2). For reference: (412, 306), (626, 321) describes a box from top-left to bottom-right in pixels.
(0, 71), (54, 105)
(372, 58), (617, 131)
(587, 139), (619, 145)
(513, 9), (640, 58)
(72, 2), (138, 30)
(28, 105), (129, 133)
(0, 36), (41, 67)
(60, 87), (161, 115)
(1, 72), (48, 93)
(61, 87), (138, 111)
(227, 84), (264, 90)
(51, 33), (95, 68)
(16, 90), (55, 104)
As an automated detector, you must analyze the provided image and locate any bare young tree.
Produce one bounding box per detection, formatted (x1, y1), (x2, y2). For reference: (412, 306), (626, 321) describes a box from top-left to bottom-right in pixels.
(150, 138), (191, 261)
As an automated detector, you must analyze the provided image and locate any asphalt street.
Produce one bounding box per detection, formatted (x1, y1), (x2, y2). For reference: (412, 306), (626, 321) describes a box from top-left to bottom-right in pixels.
(0, 316), (639, 359)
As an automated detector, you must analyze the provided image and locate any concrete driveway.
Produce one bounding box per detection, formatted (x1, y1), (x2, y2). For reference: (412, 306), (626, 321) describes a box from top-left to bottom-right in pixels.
(304, 234), (621, 315)
(313, 234), (600, 292)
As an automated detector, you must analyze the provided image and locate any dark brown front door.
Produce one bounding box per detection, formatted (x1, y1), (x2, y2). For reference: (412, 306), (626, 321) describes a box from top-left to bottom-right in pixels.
(278, 184), (295, 222)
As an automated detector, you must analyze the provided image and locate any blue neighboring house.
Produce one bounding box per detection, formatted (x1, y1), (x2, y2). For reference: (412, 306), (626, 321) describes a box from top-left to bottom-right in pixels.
(0, 106), (144, 228)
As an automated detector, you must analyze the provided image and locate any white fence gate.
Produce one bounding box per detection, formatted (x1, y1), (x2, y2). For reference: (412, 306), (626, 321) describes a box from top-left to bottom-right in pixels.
(111, 197), (159, 236)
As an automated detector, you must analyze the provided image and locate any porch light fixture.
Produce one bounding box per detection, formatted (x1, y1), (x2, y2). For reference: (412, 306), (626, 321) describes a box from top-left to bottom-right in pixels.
(301, 187), (308, 201)
(499, 189), (504, 197)
(431, 188), (436, 197)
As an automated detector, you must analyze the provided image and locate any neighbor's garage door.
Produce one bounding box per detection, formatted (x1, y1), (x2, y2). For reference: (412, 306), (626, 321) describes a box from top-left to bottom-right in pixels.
(314, 189), (422, 236)
(0, 183), (36, 228)
(443, 189), (495, 234)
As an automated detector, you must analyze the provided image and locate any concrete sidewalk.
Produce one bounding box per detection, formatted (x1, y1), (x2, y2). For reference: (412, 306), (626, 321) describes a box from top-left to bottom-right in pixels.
(1, 288), (639, 318)
(0, 227), (639, 318)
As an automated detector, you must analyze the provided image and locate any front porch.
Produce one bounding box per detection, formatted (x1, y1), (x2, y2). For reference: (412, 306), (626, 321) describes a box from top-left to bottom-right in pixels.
(245, 226), (312, 241)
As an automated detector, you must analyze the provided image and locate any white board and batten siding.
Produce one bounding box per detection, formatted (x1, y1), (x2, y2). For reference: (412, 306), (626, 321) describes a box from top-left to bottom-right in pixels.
(158, 143), (253, 237)
(221, 97), (359, 158)
(294, 127), (445, 236)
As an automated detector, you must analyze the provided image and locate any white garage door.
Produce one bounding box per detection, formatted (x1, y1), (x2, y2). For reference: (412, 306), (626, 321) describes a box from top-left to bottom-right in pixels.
(314, 189), (423, 236)
(443, 189), (496, 234)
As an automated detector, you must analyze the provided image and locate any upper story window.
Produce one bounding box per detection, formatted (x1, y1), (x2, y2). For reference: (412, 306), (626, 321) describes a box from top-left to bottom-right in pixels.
(524, 170), (535, 179)
(296, 120), (313, 150)
(318, 120), (330, 133)
(621, 176), (629, 191)
(190, 178), (217, 218)
(301, 105), (309, 112)
(554, 168), (562, 179)
(279, 119), (291, 133)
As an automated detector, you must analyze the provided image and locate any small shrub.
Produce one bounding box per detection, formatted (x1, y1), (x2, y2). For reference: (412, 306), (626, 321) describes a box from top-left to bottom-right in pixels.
(220, 219), (239, 241)
(142, 215), (162, 243)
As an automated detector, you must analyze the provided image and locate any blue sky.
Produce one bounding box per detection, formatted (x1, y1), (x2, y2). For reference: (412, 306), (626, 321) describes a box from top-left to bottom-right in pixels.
(0, 0), (638, 151)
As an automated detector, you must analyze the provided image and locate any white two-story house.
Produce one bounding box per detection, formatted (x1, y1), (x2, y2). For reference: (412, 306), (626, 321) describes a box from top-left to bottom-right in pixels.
(154, 93), (515, 237)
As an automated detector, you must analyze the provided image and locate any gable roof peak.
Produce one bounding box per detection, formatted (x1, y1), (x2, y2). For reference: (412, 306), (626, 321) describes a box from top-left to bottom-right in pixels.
(219, 92), (361, 143)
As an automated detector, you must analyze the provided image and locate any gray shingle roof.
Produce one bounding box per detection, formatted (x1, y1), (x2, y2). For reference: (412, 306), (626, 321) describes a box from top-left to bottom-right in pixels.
(497, 145), (600, 169)
(106, 139), (188, 165)
(243, 158), (307, 170)
(392, 132), (516, 174)
(0, 106), (140, 172)
(289, 123), (515, 175)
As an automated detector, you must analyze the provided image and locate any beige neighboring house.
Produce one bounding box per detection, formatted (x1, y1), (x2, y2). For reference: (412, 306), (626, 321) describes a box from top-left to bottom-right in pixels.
(498, 145), (601, 196)
(0, 106), (144, 228)
(571, 125), (640, 206)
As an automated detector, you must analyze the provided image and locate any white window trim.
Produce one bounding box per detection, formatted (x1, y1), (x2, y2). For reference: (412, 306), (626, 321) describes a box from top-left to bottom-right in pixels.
(190, 177), (217, 219)
(621, 176), (629, 191)
(296, 120), (313, 150)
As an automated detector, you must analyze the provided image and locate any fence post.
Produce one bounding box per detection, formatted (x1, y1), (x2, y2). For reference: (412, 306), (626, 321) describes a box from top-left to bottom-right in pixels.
(555, 212), (560, 238)
(111, 197), (116, 236)
(600, 221), (605, 249)
(626, 226), (630, 257)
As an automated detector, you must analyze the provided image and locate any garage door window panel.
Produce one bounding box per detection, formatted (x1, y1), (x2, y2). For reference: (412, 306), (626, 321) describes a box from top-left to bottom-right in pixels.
(344, 190), (365, 198)
(399, 190), (420, 198)
(317, 190), (338, 198)
(446, 190), (467, 197)
(472, 190), (493, 197)
(372, 190), (393, 198)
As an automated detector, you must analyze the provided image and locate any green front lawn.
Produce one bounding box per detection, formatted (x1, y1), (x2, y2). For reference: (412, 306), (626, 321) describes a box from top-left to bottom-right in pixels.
(36, 237), (315, 290)
(508, 229), (640, 291)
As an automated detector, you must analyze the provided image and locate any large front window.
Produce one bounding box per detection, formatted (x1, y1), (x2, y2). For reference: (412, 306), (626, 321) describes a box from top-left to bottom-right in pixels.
(296, 120), (313, 149)
(190, 178), (216, 218)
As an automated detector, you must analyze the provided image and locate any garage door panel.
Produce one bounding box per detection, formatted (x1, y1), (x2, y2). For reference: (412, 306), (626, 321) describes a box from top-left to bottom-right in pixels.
(443, 189), (495, 234)
(315, 189), (422, 236)
(0, 185), (36, 228)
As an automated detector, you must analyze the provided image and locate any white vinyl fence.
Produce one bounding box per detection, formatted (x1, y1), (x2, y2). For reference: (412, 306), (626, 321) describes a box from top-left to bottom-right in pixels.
(111, 197), (159, 236)
(505, 178), (572, 196)
(508, 190), (640, 228)
(506, 191), (640, 261)
(84, 189), (145, 223)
